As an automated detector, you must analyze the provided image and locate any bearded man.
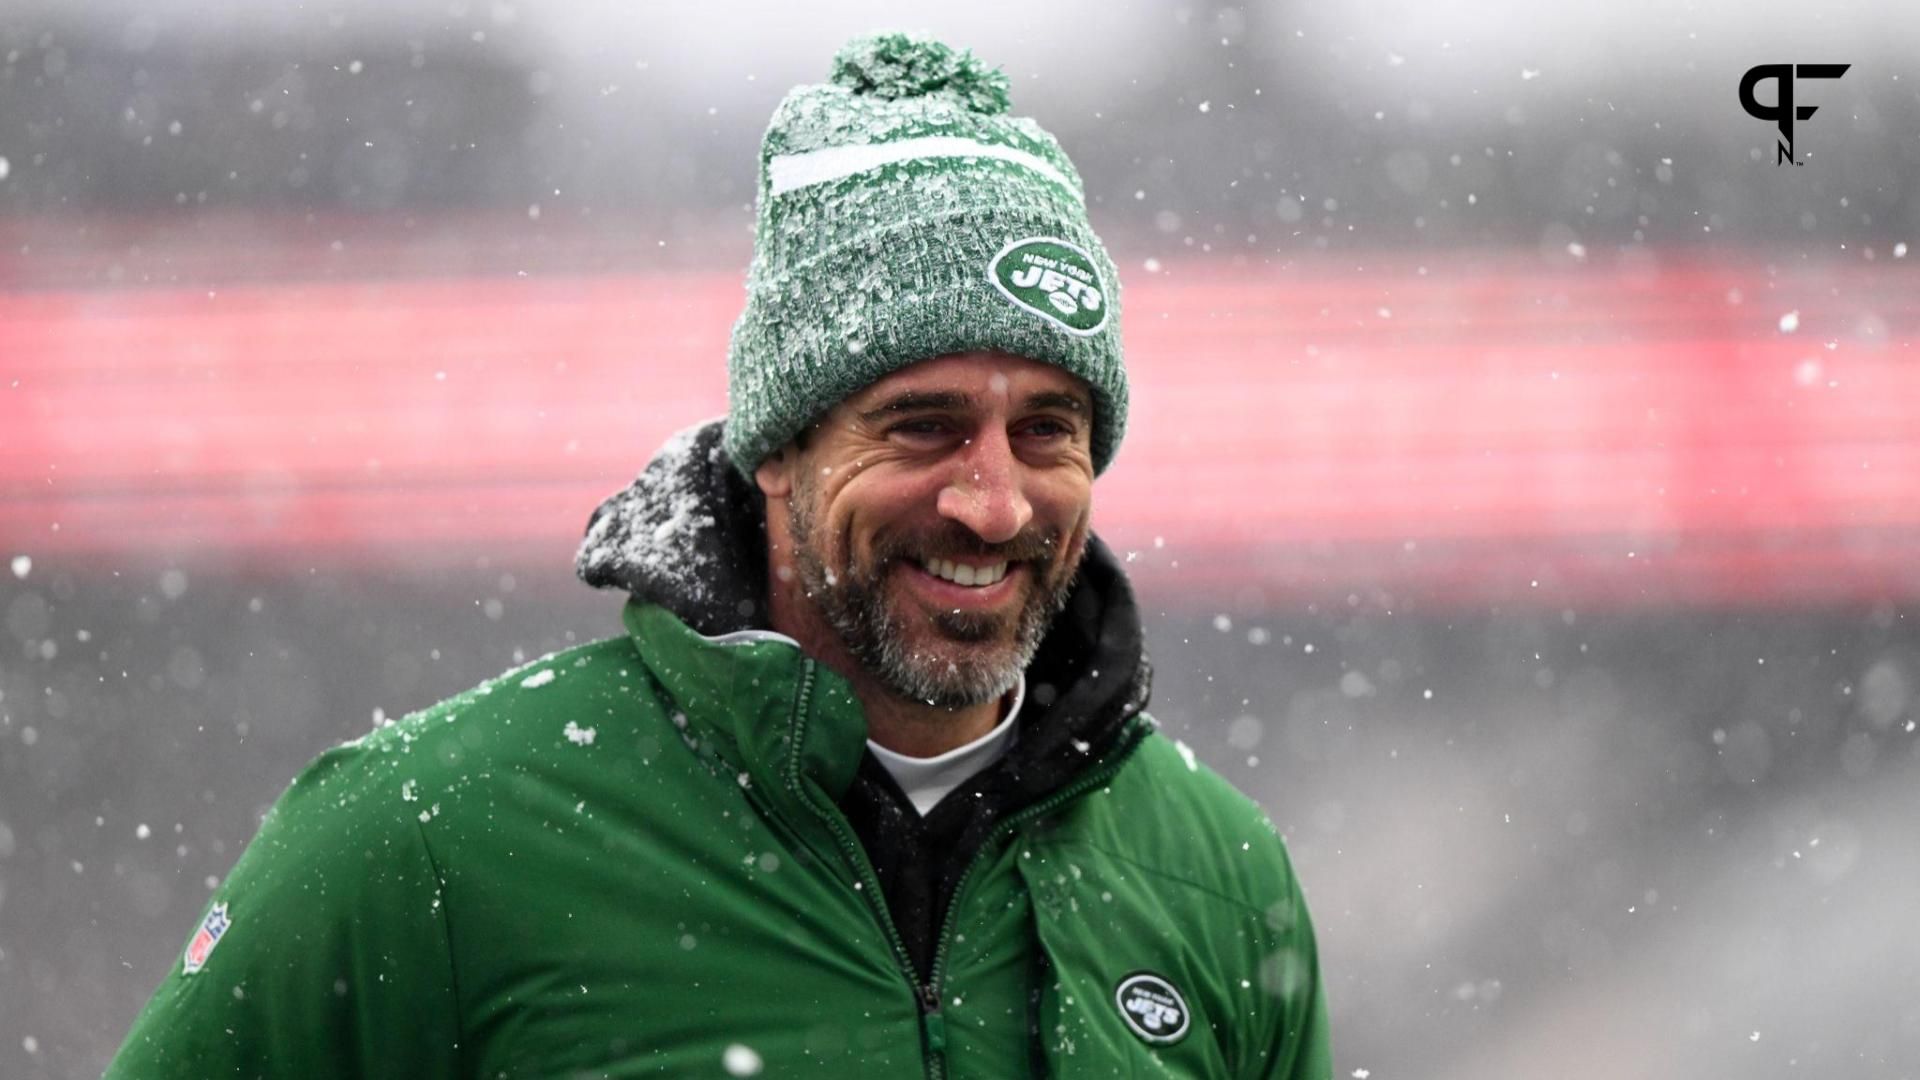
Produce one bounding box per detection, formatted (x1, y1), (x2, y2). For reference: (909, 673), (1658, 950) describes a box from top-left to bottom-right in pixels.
(107, 32), (1330, 1079)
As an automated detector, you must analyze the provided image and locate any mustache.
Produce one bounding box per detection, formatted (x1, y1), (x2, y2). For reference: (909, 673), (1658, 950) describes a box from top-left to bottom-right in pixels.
(869, 520), (1062, 567)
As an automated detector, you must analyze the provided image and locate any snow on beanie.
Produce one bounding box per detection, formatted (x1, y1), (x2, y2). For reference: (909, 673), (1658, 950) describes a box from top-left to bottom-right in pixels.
(724, 31), (1128, 478)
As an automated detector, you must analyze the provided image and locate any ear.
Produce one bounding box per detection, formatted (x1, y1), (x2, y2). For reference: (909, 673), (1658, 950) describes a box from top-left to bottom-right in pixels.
(754, 446), (795, 499)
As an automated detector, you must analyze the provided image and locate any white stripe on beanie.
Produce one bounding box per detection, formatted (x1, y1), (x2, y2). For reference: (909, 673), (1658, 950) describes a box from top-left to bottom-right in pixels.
(767, 135), (1079, 200)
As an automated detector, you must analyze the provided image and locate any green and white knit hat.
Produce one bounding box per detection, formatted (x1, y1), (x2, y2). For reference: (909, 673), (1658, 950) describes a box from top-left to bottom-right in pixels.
(724, 31), (1128, 477)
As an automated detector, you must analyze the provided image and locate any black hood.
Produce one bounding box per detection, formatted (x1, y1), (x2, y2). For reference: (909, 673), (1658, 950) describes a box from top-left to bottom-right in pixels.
(576, 420), (773, 638)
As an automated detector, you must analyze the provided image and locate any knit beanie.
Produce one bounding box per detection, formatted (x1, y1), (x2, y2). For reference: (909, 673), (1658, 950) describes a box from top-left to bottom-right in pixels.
(724, 31), (1128, 478)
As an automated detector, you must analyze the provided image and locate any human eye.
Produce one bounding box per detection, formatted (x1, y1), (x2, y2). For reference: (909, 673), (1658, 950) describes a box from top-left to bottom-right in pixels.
(888, 415), (956, 442)
(1018, 416), (1078, 441)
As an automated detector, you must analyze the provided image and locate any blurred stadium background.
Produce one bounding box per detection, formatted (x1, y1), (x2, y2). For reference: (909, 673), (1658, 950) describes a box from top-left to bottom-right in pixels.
(3, 2), (1918, 1077)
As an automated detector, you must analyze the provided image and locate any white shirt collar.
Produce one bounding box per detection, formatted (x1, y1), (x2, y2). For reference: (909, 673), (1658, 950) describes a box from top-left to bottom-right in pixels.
(866, 674), (1025, 816)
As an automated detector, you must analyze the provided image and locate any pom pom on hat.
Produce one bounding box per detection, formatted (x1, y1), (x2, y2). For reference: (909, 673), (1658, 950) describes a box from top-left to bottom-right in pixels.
(828, 31), (1011, 114)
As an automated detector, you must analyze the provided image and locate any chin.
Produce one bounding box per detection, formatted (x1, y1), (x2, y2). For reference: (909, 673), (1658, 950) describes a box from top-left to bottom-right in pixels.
(883, 623), (1025, 708)
(841, 559), (1061, 707)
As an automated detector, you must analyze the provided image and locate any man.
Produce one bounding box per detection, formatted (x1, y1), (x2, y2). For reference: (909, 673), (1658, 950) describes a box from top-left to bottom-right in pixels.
(108, 32), (1330, 1078)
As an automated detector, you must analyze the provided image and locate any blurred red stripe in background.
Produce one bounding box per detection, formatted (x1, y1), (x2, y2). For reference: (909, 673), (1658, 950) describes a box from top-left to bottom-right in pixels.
(4, 254), (1917, 610)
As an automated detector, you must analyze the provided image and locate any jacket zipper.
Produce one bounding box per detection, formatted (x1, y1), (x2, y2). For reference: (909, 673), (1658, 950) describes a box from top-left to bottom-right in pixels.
(784, 661), (943, 1079)
(922, 724), (1148, 1073)
(786, 658), (1149, 1080)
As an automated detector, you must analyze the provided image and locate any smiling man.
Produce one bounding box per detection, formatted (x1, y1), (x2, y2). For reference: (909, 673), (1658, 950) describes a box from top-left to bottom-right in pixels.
(761, 355), (1095, 756)
(107, 32), (1329, 1080)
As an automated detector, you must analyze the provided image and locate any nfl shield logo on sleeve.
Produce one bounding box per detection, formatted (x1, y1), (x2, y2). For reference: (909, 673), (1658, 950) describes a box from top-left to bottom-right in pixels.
(182, 902), (232, 975)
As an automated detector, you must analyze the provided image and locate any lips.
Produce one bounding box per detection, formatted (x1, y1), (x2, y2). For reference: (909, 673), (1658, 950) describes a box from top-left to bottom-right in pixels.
(899, 559), (1024, 609)
(920, 557), (1010, 587)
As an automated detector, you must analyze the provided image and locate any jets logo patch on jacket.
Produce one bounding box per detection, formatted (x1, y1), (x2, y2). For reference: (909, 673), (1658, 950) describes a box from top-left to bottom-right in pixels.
(1115, 971), (1190, 1044)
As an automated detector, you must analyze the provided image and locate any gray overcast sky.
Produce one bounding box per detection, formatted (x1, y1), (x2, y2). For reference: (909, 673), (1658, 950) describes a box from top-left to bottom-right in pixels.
(4, 1), (1913, 242)
(14, 0), (1912, 111)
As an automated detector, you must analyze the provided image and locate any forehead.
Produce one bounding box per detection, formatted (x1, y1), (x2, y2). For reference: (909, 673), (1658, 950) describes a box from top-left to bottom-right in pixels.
(843, 352), (1091, 410)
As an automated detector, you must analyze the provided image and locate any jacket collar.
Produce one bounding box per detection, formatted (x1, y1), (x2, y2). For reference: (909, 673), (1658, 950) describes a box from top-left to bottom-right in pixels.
(577, 418), (1153, 807)
(617, 600), (869, 807)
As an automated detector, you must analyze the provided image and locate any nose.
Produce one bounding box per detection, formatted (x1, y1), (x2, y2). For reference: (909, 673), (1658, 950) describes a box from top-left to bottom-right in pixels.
(935, 428), (1033, 544)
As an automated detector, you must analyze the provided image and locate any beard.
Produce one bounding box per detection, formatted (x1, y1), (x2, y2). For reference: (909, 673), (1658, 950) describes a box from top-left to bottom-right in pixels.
(786, 477), (1083, 709)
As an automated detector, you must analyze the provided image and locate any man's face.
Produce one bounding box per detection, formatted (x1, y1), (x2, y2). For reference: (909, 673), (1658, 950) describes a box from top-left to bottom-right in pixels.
(766, 352), (1097, 709)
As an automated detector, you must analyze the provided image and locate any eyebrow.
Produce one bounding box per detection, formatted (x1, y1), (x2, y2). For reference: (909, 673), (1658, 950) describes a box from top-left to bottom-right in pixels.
(1024, 390), (1090, 415)
(857, 389), (1089, 425)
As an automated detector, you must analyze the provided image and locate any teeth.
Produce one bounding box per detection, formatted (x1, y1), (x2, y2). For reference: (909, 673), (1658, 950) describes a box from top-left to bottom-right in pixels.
(921, 558), (1008, 587)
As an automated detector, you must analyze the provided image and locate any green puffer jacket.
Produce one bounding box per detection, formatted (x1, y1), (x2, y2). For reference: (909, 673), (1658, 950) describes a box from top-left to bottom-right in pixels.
(107, 422), (1329, 1079)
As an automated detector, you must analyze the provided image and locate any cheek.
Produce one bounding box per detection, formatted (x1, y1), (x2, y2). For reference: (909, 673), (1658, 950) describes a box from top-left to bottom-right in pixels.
(849, 471), (947, 534)
(1038, 498), (1094, 580)
(1031, 477), (1094, 540)
(790, 475), (849, 569)
(821, 476), (926, 567)
(1056, 520), (1092, 578)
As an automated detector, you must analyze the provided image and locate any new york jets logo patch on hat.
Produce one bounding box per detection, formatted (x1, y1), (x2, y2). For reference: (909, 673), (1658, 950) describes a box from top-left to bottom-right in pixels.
(988, 237), (1108, 335)
(1115, 971), (1190, 1044)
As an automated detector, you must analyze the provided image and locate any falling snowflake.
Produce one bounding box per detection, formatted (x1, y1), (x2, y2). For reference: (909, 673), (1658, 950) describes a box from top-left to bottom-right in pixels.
(723, 1044), (764, 1076)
